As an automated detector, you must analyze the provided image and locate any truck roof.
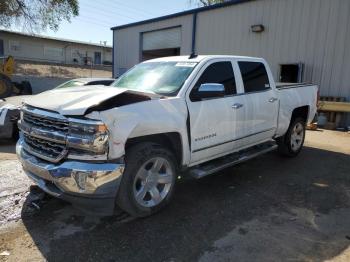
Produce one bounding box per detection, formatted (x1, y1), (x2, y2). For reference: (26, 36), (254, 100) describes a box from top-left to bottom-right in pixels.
(146, 55), (265, 63)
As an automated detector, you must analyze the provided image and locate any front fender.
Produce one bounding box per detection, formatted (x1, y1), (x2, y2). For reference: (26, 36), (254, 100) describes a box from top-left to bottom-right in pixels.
(86, 98), (191, 165)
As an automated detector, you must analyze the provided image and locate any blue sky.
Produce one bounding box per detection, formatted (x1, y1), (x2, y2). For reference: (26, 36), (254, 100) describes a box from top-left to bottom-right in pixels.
(7, 0), (198, 46)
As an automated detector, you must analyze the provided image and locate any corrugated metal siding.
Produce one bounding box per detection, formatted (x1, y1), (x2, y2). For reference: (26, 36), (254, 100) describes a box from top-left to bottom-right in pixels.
(195, 0), (350, 101)
(113, 0), (350, 102)
(113, 14), (193, 76)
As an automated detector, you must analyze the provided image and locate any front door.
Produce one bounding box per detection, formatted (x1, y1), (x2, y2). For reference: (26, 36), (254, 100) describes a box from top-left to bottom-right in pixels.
(187, 60), (241, 164)
(94, 52), (101, 64)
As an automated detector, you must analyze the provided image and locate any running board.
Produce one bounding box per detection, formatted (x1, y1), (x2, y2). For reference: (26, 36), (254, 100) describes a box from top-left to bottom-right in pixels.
(188, 141), (278, 179)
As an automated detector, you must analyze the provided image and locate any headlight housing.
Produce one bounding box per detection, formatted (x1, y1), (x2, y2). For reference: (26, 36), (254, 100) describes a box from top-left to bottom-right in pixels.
(67, 120), (109, 154)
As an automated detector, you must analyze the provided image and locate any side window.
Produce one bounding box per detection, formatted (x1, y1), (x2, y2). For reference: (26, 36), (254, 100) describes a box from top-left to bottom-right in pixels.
(190, 61), (236, 101)
(238, 62), (270, 93)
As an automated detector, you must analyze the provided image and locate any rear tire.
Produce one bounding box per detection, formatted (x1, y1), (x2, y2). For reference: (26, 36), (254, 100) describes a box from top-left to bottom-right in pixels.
(116, 142), (177, 217)
(276, 117), (306, 157)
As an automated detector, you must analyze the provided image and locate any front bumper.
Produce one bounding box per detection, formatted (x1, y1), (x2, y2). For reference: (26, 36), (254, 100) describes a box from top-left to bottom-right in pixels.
(16, 139), (125, 215)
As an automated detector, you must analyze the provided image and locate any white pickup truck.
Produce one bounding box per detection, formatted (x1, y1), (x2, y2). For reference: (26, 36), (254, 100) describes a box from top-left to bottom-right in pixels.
(16, 55), (318, 217)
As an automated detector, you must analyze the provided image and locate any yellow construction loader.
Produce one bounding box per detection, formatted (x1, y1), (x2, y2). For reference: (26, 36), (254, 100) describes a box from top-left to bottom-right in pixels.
(0, 56), (32, 99)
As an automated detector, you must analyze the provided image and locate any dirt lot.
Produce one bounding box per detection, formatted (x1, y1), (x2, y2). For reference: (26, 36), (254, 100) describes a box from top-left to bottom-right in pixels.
(0, 130), (350, 262)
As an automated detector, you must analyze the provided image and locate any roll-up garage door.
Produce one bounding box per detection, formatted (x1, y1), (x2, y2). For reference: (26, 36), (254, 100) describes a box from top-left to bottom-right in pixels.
(142, 27), (181, 51)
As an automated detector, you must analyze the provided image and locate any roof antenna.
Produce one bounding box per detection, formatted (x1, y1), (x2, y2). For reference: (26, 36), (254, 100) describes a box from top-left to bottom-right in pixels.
(189, 52), (198, 59)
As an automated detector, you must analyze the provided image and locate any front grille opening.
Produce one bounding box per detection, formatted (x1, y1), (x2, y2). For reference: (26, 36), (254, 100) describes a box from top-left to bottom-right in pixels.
(23, 112), (69, 133)
(24, 134), (66, 161)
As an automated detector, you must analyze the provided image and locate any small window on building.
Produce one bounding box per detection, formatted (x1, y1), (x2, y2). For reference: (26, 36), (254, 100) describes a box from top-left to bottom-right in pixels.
(44, 46), (63, 57)
(238, 61), (270, 93)
(279, 63), (304, 83)
(9, 40), (20, 52)
(0, 39), (4, 56)
(190, 61), (236, 100)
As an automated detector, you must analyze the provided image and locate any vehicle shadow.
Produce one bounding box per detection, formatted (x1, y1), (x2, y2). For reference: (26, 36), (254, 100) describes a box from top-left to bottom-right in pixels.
(21, 146), (350, 262)
(0, 139), (16, 154)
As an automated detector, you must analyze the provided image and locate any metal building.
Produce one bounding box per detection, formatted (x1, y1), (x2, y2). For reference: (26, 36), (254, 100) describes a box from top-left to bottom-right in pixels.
(112, 0), (350, 123)
(1, 29), (112, 65)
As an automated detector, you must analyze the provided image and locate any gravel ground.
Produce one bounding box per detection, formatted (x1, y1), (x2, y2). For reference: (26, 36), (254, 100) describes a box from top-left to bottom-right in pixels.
(0, 130), (349, 262)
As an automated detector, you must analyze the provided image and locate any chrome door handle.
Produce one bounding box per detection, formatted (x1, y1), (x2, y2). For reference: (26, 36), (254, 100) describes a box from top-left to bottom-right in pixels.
(232, 103), (243, 109)
(269, 97), (278, 103)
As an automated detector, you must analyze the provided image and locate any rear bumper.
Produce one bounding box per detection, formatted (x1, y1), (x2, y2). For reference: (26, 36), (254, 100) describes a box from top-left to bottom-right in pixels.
(16, 139), (125, 215)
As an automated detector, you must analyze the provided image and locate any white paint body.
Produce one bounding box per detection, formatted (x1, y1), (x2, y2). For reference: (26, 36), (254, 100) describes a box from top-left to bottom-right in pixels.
(24, 56), (318, 168)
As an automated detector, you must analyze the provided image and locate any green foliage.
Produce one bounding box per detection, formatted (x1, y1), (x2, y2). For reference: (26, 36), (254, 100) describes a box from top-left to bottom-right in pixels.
(191, 0), (227, 7)
(0, 0), (79, 32)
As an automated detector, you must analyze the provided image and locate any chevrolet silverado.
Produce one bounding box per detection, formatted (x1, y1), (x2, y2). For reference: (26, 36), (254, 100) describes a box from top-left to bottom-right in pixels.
(16, 55), (318, 217)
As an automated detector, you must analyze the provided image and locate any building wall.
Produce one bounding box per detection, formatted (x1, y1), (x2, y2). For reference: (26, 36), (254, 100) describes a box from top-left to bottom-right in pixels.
(195, 0), (350, 102)
(113, 14), (193, 76)
(112, 0), (350, 103)
(0, 31), (112, 65)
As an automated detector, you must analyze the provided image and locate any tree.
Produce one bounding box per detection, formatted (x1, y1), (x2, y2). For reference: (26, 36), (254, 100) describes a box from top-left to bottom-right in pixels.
(0, 0), (79, 32)
(191, 0), (228, 7)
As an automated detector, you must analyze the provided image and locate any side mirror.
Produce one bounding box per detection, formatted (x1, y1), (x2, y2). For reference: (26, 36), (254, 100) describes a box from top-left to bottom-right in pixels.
(194, 83), (225, 100)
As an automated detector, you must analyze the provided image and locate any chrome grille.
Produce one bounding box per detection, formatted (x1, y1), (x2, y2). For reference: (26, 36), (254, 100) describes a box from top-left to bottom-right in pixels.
(23, 111), (69, 133)
(23, 134), (67, 162)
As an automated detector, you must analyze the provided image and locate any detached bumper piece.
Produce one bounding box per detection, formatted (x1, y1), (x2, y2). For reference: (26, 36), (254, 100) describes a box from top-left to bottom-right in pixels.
(17, 139), (125, 215)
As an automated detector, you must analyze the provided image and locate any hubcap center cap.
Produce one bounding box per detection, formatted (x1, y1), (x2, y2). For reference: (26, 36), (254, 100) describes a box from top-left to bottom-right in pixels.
(145, 172), (157, 186)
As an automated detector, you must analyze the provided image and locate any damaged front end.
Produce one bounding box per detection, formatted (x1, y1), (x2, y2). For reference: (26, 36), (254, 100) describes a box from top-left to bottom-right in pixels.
(16, 105), (125, 215)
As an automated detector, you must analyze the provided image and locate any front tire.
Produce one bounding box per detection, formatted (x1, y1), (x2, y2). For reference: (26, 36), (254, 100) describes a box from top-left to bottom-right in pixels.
(116, 142), (177, 217)
(276, 117), (306, 157)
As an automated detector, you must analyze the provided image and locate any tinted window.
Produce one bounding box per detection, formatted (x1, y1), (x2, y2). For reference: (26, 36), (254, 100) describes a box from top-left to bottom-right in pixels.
(238, 62), (270, 93)
(190, 62), (236, 100)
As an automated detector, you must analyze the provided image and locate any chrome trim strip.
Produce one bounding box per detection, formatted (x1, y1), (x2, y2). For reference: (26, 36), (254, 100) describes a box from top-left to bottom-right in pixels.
(23, 106), (68, 121)
(22, 105), (103, 125)
(23, 105), (105, 125)
(192, 128), (275, 153)
(19, 120), (108, 153)
(66, 134), (108, 153)
(18, 121), (66, 144)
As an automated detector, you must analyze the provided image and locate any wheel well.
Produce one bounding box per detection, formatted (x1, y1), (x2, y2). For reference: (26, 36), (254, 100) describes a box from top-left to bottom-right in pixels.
(291, 106), (309, 123)
(125, 133), (183, 166)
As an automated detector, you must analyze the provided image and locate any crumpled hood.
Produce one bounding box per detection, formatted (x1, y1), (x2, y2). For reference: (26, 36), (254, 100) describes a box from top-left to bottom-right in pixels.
(24, 85), (135, 115)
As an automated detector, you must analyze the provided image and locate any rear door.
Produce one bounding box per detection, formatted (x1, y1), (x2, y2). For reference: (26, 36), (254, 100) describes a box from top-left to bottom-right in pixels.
(236, 61), (279, 145)
(187, 60), (242, 164)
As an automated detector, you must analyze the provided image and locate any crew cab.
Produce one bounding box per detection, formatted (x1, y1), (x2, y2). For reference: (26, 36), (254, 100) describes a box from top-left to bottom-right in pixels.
(16, 55), (318, 217)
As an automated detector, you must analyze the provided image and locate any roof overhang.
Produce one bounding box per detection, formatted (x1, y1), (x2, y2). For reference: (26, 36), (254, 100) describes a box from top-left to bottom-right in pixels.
(111, 0), (255, 31)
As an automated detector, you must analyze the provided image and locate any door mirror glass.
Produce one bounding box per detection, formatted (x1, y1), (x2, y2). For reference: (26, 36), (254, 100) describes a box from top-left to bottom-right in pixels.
(194, 83), (225, 100)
